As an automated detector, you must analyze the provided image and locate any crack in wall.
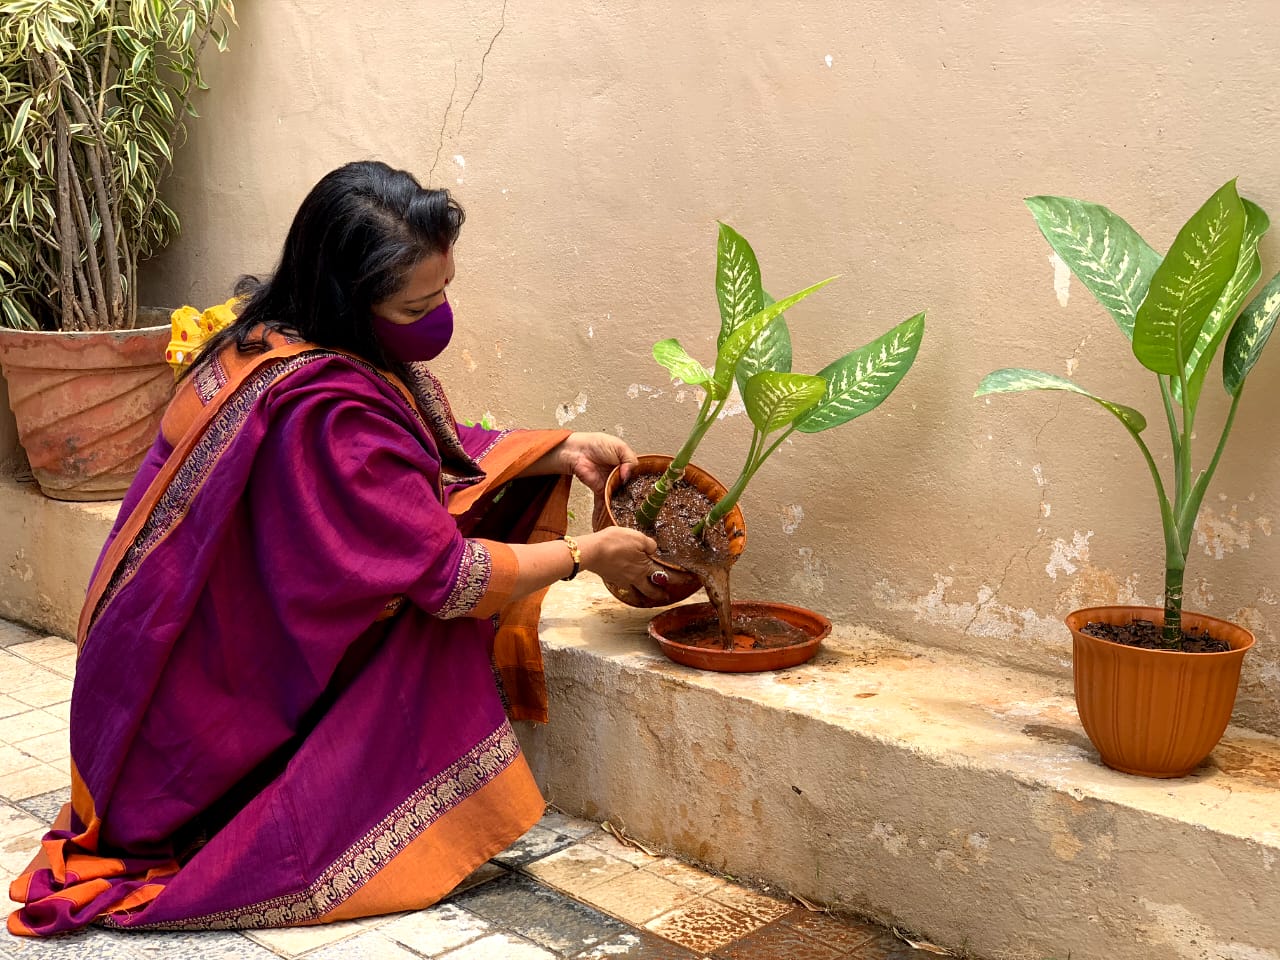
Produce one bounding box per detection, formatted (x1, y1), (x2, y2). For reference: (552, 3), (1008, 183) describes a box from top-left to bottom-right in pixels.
(457, 0), (509, 138)
(429, 60), (459, 184)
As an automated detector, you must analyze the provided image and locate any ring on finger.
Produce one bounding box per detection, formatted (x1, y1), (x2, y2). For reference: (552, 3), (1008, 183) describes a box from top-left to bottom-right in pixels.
(649, 568), (670, 587)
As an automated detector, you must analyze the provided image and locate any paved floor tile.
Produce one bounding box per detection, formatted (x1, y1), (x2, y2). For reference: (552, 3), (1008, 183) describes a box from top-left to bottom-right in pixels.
(381, 902), (492, 954)
(449, 871), (629, 955)
(0, 828), (43, 874)
(0, 696), (30, 721)
(0, 803), (44, 842)
(0, 657), (43, 692)
(7, 638), (75, 663)
(43, 701), (72, 724)
(493, 822), (578, 867)
(244, 918), (366, 956)
(581, 829), (660, 867)
(440, 931), (559, 959)
(5, 929), (157, 960)
(0, 762), (69, 801)
(849, 929), (936, 959)
(0, 621), (41, 649)
(0, 709), (65, 744)
(305, 930), (424, 959)
(454, 859), (509, 894)
(11, 676), (74, 709)
(642, 858), (727, 896)
(16, 786), (71, 825)
(779, 908), (881, 952)
(537, 810), (600, 840)
(122, 931), (277, 959)
(644, 898), (766, 955)
(523, 841), (637, 896)
(710, 919), (847, 959)
(576, 866), (698, 925)
(14, 730), (70, 765)
(570, 929), (702, 959)
(0, 746), (39, 780)
(40, 655), (79, 680)
(706, 883), (792, 923)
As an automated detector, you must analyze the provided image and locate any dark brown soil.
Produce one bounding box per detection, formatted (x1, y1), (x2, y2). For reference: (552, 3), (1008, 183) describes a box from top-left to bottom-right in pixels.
(662, 612), (814, 651)
(1081, 618), (1230, 653)
(610, 474), (732, 567)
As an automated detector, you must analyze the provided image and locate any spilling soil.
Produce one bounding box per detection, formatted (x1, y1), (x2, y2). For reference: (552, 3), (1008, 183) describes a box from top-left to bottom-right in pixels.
(611, 473), (806, 651)
(1081, 618), (1230, 653)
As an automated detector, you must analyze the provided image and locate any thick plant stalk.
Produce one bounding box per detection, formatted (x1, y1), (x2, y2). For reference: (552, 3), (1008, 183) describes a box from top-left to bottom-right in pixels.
(635, 394), (716, 529)
(1163, 566), (1185, 646)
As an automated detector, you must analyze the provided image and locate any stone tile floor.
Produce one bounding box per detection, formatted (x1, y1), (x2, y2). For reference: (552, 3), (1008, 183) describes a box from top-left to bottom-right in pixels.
(0, 620), (942, 959)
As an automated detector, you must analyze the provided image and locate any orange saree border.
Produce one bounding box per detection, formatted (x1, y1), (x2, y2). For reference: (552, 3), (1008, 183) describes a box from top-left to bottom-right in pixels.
(450, 428), (573, 724)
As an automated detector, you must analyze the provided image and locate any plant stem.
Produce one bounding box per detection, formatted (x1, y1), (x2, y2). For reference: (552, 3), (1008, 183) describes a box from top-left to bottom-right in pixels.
(1159, 376), (1182, 502)
(694, 426), (795, 536)
(635, 392), (716, 528)
(1163, 565), (1185, 647)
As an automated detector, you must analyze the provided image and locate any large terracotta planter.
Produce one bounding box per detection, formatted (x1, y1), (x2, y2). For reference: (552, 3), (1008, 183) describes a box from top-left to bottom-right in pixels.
(0, 320), (174, 501)
(1066, 605), (1255, 778)
(594, 454), (747, 608)
(649, 600), (830, 672)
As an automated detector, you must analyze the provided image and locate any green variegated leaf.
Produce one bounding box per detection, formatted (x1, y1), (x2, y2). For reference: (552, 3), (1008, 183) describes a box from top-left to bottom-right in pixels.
(735, 289), (792, 398)
(1133, 180), (1245, 375)
(744, 372), (827, 433)
(652, 338), (713, 387)
(796, 312), (925, 433)
(712, 277), (837, 396)
(715, 222), (764, 347)
(1025, 195), (1161, 340)
(975, 368), (1147, 434)
(1173, 198), (1269, 407)
(1223, 269), (1280, 396)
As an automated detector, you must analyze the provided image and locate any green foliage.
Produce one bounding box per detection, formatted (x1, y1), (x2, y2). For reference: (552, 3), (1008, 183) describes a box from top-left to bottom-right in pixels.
(637, 222), (925, 535)
(0, 0), (235, 331)
(978, 181), (1280, 645)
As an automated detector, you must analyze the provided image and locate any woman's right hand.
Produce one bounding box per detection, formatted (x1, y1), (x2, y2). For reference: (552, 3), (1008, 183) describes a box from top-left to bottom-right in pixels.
(578, 527), (666, 601)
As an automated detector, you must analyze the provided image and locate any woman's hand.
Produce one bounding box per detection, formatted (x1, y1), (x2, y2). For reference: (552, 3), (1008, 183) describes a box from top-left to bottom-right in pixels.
(557, 432), (638, 497)
(578, 527), (666, 601)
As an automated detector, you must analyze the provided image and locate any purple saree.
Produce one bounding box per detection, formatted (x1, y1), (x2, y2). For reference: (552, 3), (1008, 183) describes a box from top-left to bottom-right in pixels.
(8, 340), (572, 935)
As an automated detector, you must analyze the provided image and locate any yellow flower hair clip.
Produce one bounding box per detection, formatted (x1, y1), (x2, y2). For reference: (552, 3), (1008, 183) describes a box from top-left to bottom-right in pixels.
(167, 298), (241, 375)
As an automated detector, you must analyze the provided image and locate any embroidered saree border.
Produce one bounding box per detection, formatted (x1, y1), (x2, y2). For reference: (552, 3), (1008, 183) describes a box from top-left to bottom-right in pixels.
(102, 723), (523, 931)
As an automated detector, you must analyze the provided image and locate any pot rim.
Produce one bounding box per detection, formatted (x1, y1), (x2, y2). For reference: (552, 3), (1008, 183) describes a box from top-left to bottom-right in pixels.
(1065, 604), (1255, 657)
(602, 452), (746, 574)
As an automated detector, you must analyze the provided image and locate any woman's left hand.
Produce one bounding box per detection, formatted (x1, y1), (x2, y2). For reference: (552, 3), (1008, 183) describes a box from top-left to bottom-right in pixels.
(558, 432), (638, 496)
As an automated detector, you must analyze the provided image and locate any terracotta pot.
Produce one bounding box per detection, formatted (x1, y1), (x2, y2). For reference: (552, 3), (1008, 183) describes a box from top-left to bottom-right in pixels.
(594, 454), (747, 608)
(0, 320), (174, 501)
(1065, 605), (1255, 778)
(649, 600), (830, 672)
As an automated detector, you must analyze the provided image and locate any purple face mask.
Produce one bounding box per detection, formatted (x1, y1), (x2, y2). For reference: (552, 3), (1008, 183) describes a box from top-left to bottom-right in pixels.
(372, 299), (454, 363)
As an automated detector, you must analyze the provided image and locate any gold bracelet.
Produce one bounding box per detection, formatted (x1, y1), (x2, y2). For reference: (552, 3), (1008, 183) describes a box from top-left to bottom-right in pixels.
(560, 534), (582, 581)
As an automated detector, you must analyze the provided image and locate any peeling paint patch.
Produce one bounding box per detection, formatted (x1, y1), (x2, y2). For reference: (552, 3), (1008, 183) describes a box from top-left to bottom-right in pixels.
(824, 54), (834, 67)
(1046, 530), (1093, 581)
(869, 821), (906, 857)
(1049, 252), (1071, 306)
(1195, 503), (1273, 559)
(1065, 356), (1079, 376)
(788, 547), (827, 598)
(460, 348), (478, 373)
(1139, 900), (1279, 960)
(873, 574), (1065, 644)
(626, 383), (665, 401)
(780, 504), (804, 535)
(717, 382), (747, 418)
(555, 392), (588, 426)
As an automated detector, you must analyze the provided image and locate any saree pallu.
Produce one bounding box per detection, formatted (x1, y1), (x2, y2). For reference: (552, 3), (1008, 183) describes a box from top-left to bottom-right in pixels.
(8, 340), (571, 935)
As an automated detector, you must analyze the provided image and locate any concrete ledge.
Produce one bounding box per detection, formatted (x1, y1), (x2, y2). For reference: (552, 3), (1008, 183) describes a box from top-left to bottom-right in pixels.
(0, 476), (118, 639)
(3, 476), (1278, 959)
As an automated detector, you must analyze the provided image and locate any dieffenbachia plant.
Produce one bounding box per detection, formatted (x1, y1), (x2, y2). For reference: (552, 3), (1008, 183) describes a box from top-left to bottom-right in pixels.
(976, 180), (1280, 647)
(639, 223), (926, 537)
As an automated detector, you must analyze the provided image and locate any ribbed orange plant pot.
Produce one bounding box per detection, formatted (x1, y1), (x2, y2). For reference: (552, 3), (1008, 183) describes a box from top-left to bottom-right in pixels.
(1066, 605), (1254, 778)
(0, 321), (174, 501)
(594, 454), (746, 608)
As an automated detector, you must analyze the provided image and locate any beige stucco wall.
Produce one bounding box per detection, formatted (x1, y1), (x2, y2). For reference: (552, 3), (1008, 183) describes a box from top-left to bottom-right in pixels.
(136, 0), (1280, 734)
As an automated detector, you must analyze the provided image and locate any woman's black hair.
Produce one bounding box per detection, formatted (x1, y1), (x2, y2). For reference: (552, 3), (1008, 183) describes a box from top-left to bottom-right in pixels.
(184, 160), (464, 377)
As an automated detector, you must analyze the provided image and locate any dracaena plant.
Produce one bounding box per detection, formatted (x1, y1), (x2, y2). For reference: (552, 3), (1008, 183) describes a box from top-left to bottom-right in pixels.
(977, 180), (1280, 647)
(0, 0), (236, 332)
(640, 223), (925, 537)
